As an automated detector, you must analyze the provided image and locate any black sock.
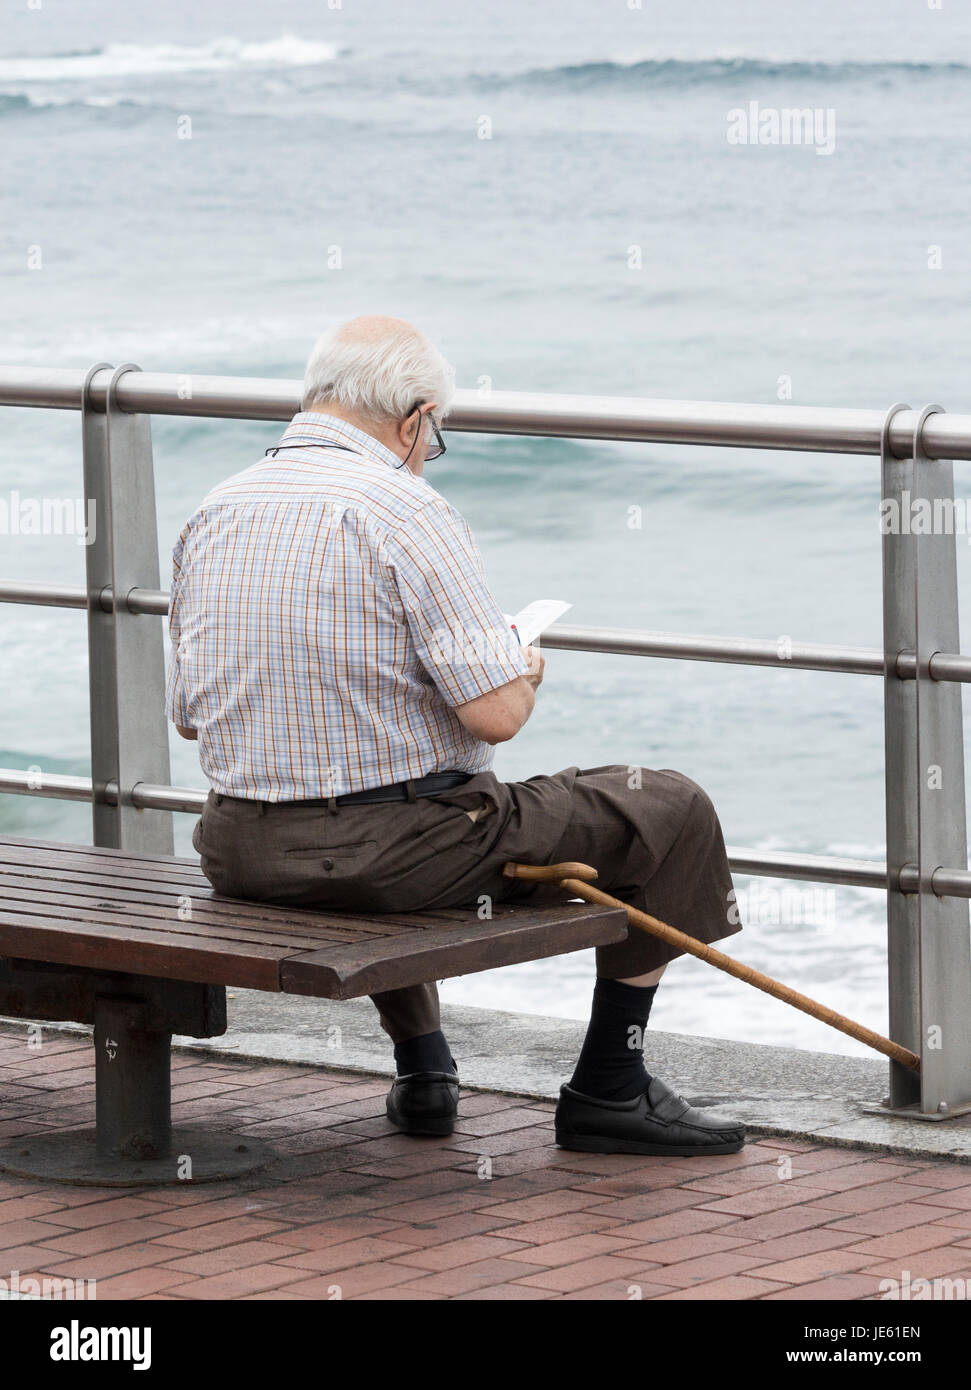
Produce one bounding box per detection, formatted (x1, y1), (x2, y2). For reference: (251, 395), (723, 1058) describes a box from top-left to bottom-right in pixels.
(568, 978), (658, 1101)
(394, 1029), (456, 1077)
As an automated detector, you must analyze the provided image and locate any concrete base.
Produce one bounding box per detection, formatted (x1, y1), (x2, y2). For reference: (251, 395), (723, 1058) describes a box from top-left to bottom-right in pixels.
(6, 993), (971, 1163)
(0, 1127), (271, 1186)
(860, 1098), (971, 1122)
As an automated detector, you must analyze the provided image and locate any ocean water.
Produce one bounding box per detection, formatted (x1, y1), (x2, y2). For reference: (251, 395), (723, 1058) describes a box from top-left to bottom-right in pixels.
(2, 0), (971, 1060)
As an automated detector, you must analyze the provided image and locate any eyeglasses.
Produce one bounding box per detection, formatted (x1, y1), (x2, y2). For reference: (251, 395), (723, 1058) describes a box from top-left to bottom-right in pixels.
(401, 401), (446, 466)
(423, 411), (446, 462)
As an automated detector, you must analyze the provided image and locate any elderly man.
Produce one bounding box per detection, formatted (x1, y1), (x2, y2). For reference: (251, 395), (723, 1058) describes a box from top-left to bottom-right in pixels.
(166, 315), (746, 1155)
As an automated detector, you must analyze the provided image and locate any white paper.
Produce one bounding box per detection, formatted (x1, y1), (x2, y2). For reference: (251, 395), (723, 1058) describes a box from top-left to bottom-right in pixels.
(502, 599), (572, 649)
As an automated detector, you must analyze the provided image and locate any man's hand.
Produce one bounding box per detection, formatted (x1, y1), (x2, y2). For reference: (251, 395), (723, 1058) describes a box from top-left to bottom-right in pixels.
(523, 645), (545, 690)
(176, 724), (198, 741)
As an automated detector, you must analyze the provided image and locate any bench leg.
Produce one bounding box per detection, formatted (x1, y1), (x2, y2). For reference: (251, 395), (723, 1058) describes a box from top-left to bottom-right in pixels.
(95, 996), (172, 1160)
(0, 989), (273, 1186)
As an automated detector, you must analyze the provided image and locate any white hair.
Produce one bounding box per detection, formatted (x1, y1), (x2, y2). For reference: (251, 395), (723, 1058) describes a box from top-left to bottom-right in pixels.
(302, 318), (455, 423)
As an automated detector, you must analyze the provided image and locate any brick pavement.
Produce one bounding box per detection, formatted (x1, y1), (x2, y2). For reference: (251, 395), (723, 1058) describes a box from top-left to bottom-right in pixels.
(2, 1024), (970, 1301)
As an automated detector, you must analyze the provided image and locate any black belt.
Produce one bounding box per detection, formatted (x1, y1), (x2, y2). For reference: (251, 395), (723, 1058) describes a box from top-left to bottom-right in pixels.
(218, 771), (474, 810)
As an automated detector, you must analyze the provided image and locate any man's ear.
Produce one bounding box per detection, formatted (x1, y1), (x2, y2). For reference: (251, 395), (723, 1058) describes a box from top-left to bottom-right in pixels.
(398, 409), (419, 449)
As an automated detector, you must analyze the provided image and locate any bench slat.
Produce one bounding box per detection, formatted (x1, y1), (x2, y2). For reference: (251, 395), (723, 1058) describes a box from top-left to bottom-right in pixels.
(281, 903), (629, 999)
(0, 910), (293, 989)
(0, 879), (593, 953)
(0, 883), (367, 951)
(0, 833), (202, 868)
(0, 848), (426, 938)
(0, 874), (418, 943)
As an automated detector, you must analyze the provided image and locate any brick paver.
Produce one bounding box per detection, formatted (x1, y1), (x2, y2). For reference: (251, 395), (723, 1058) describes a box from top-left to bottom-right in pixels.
(2, 1021), (971, 1301)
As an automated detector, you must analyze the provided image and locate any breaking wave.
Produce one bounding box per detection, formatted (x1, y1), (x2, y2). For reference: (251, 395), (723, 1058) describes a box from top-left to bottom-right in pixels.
(0, 35), (344, 83)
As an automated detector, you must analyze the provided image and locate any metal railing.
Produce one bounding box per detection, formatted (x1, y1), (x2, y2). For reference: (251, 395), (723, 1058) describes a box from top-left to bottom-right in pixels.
(1, 364), (970, 1119)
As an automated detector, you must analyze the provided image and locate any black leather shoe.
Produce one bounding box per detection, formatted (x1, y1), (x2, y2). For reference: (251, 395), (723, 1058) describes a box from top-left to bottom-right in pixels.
(555, 1075), (746, 1156)
(386, 1070), (460, 1136)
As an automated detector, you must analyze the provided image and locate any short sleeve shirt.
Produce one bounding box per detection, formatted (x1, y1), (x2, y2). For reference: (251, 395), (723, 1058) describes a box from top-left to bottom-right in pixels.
(164, 411), (529, 800)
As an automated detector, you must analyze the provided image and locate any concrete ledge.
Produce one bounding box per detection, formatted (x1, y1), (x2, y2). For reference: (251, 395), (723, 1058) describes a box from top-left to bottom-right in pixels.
(6, 990), (971, 1162)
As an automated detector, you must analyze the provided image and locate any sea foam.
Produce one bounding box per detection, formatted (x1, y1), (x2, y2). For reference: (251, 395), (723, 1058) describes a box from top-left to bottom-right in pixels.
(0, 34), (343, 84)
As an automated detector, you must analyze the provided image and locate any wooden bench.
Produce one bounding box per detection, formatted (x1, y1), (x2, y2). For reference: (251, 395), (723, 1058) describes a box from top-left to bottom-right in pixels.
(0, 833), (628, 1185)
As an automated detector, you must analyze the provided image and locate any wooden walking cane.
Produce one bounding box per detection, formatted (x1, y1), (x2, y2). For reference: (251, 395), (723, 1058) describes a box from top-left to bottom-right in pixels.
(503, 860), (921, 1072)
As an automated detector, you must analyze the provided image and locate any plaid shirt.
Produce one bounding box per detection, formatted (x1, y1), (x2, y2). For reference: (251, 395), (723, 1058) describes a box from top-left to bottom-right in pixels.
(164, 411), (529, 800)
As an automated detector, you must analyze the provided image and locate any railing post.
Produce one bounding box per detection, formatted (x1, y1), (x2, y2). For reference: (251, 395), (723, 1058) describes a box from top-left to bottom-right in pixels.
(82, 363), (174, 854)
(882, 403), (971, 1116)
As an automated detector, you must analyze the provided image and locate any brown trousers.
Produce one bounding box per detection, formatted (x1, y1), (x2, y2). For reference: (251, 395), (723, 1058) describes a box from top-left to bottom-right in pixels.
(191, 764), (742, 1046)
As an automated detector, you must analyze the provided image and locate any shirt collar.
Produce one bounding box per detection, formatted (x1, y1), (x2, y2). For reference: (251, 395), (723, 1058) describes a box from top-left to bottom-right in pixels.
(277, 411), (404, 473)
